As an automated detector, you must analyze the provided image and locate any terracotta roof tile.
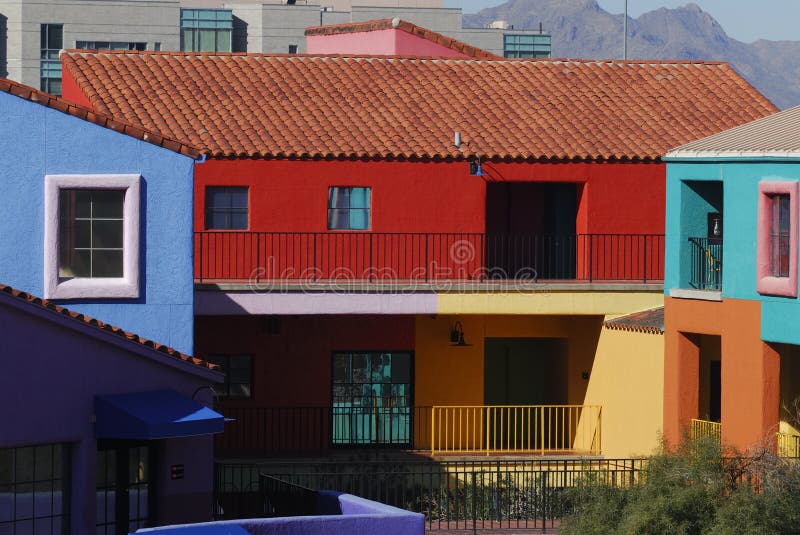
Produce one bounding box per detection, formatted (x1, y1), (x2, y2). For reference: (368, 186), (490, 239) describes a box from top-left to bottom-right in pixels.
(60, 51), (777, 162)
(603, 307), (664, 335)
(304, 18), (501, 61)
(0, 77), (202, 159)
(0, 284), (217, 371)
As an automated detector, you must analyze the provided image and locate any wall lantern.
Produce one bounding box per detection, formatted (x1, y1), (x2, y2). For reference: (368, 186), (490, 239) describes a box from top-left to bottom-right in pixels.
(449, 321), (471, 346)
(469, 158), (483, 177)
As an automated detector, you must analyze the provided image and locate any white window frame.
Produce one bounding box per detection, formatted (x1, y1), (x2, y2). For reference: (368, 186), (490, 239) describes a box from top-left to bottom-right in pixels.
(44, 174), (141, 299)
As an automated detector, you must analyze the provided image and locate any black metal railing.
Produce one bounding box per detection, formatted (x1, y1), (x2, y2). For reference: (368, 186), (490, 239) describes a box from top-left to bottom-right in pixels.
(214, 458), (647, 530)
(260, 474), (318, 517)
(688, 237), (722, 290)
(215, 406), (433, 456)
(195, 232), (664, 283)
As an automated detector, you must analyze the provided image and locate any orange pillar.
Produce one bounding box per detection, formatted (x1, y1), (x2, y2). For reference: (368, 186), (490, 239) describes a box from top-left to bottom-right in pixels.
(663, 329), (699, 447)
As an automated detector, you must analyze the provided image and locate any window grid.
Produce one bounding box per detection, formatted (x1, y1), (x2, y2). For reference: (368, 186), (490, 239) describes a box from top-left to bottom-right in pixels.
(75, 41), (147, 51)
(180, 9), (233, 52)
(205, 187), (248, 230)
(209, 355), (253, 399)
(40, 24), (63, 95)
(0, 444), (70, 534)
(60, 190), (124, 278)
(328, 187), (371, 230)
(503, 34), (551, 58)
(770, 194), (791, 277)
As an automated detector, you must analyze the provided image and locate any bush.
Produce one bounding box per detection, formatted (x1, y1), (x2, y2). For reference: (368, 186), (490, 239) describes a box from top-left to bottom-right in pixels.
(560, 436), (800, 535)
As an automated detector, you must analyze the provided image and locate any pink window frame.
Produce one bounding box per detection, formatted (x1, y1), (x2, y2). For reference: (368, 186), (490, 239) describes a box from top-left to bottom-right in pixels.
(757, 180), (798, 297)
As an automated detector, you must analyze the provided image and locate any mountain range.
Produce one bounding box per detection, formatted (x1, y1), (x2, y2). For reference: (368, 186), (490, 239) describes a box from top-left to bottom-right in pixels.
(464, 0), (800, 109)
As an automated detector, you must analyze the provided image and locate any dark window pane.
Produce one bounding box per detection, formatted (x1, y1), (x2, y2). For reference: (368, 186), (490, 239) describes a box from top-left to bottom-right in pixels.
(61, 249), (91, 278)
(92, 250), (124, 278)
(92, 220), (123, 249)
(391, 353), (411, 383)
(229, 212), (248, 230)
(15, 448), (34, 482)
(49, 25), (63, 49)
(205, 187), (248, 230)
(92, 190), (124, 218)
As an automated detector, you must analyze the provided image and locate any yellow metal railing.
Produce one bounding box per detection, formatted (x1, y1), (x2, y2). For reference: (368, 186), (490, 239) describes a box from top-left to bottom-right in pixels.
(430, 405), (602, 456)
(777, 432), (800, 458)
(690, 419), (721, 442)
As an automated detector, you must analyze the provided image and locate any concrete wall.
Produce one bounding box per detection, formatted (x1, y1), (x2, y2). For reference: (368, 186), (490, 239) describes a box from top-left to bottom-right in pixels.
(0, 90), (196, 353)
(583, 326), (664, 458)
(0, 0), (179, 88)
(0, 290), (220, 533)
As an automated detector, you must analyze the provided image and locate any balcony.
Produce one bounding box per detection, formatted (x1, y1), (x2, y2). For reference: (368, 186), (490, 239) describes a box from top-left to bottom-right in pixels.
(214, 405), (602, 457)
(195, 232), (664, 287)
(688, 237), (723, 291)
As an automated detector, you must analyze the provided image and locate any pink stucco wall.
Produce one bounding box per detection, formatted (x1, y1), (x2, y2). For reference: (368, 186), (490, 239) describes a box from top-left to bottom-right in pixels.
(307, 29), (471, 58)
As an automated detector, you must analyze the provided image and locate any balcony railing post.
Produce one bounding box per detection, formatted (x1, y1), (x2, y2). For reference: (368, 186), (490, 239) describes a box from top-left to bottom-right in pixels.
(313, 233), (317, 282)
(198, 233), (203, 283)
(643, 234), (647, 283)
(588, 235), (593, 283)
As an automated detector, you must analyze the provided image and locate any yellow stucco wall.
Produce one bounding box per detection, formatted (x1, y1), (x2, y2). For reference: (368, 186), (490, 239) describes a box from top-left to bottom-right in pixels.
(414, 314), (604, 407)
(437, 291), (663, 316)
(583, 326), (665, 458)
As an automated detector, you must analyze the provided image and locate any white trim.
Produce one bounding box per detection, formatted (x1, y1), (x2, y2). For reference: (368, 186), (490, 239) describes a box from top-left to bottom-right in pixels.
(44, 174), (141, 299)
(666, 150), (800, 159)
(668, 288), (722, 301)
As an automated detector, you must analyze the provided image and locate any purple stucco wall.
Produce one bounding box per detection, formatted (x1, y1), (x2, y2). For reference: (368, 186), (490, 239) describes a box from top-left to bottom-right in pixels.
(0, 291), (222, 533)
(135, 492), (425, 535)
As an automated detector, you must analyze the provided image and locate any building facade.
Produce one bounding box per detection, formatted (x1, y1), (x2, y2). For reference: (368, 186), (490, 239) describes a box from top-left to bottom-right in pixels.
(664, 106), (800, 455)
(0, 283), (224, 535)
(60, 50), (776, 458)
(0, 0), (549, 95)
(0, 78), (198, 353)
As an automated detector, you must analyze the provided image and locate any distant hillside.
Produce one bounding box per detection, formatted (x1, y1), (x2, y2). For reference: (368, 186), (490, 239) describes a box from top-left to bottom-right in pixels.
(464, 0), (800, 109)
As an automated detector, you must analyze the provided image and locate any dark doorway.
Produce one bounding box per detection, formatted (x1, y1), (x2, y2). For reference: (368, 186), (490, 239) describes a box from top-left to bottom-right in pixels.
(485, 182), (577, 279)
(696, 334), (721, 422)
(96, 442), (156, 535)
(484, 338), (568, 448)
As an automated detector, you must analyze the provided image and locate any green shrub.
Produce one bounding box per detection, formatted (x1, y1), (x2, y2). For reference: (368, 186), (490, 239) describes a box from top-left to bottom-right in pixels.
(560, 436), (800, 535)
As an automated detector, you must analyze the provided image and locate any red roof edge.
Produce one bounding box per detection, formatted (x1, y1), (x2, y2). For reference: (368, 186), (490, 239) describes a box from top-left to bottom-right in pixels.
(0, 77), (203, 159)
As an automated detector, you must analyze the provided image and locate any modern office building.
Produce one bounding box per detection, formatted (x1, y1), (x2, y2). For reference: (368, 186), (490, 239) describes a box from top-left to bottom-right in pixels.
(0, 0), (550, 95)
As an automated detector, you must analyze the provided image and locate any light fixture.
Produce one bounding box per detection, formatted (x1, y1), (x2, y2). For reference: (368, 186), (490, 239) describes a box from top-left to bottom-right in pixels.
(469, 158), (483, 176)
(449, 321), (471, 346)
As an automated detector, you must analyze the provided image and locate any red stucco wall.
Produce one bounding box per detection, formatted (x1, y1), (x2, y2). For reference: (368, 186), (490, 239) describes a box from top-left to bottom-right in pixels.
(194, 159), (665, 234)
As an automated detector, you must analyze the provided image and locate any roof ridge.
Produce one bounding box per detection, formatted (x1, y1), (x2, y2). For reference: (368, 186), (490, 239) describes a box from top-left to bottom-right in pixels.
(0, 284), (218, 371)
(0, 78), (202, 158)
(61, 49), (728, 66)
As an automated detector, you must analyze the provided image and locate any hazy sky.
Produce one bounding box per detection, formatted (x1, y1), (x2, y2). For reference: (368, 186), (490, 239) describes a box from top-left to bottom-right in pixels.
(445, 0), (800, 43)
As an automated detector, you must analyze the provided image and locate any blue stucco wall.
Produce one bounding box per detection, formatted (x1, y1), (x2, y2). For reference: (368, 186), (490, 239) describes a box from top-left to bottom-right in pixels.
(0, 92), (195, 353)
(666, 158), (800, 345)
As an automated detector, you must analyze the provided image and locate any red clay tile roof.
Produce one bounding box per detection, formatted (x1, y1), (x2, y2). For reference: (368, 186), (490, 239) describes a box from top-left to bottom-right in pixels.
(0, 77), (201, 159)
(603, 306), (664, 335)
(305, 18), (501, 61)
(60, 51), (777, 162)
(0, 284), (217, 371)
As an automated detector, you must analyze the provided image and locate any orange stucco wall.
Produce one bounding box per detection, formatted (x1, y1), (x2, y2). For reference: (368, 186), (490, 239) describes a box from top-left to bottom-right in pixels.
(664, 297), (780, 452)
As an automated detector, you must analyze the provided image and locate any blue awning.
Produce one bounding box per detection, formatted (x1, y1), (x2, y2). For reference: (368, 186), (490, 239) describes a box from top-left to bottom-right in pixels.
(95, 389), (225, 440)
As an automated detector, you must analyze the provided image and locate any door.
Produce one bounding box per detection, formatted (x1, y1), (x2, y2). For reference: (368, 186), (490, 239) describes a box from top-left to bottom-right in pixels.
(96, 443), (155, 535)
(485, 183), (577, 279)
(484, 338), (568, 448)
(331, 352), (413, 446)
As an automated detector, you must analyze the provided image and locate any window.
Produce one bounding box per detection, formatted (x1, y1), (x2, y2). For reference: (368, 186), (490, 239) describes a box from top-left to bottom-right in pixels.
(208, 355), (252, 399)
(40, 24), (63, 95)
(288, 44), (298, 54)
(59, 190), (124, 278)
(44, 174), (141, 299)
(331, 351), (412, 445)
(205, 187), (248, 230)
(328, 187), (370, 230)
(757, 181), (798, 297)
(180, 9), (233, 52)
(503, 33), (551, 58)
(75, 41), (147, 51)
(0, 444), (70, 534)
